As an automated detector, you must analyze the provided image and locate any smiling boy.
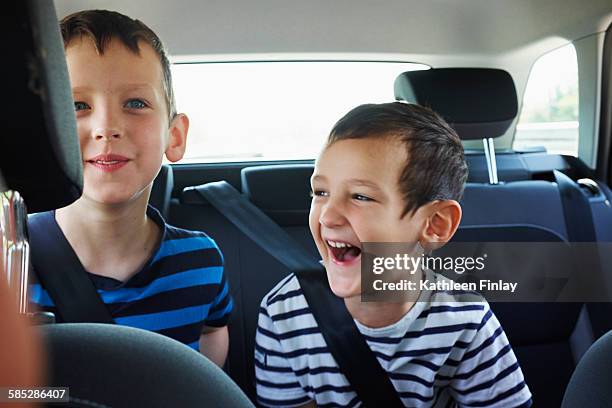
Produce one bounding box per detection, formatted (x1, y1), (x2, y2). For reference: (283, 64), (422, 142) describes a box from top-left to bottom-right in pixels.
(255, 103), (531, 407)
(28, 10), (232, 366)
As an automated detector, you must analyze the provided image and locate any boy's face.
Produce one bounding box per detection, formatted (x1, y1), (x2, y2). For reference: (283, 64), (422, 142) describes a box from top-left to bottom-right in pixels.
(66, 36), (181, 206)
(309, 137), (430, 299)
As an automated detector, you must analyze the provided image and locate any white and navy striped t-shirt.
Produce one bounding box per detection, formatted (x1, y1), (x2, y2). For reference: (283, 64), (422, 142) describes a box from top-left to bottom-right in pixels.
(28, 206), (233, 351)
(255, 270), (532, 407)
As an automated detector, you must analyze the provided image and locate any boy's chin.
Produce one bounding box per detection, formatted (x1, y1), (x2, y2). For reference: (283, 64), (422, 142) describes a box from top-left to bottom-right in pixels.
(82, 189), (144, 207)
(326, 274), (361, 300)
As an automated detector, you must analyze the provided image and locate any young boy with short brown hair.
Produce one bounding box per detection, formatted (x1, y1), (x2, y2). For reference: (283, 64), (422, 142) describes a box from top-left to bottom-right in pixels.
(255, 102), (531, 406)
(29, 10), (232, 367)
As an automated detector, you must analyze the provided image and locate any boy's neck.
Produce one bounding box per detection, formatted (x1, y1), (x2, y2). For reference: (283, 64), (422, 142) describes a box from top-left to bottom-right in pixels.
(344, 296), (417, 329)
(55, 192), (161, 282)
(344, 267), (424, 329)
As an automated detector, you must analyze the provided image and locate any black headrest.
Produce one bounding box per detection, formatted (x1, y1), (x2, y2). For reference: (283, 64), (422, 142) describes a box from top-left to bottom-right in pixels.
(562, 330), (612, 407)
(394, 68), (518, 140)
(0, 1), (82, 212)
(241, 164), (313, 225)
(150, 164), (174, 219)
(41, 323), (254, 408)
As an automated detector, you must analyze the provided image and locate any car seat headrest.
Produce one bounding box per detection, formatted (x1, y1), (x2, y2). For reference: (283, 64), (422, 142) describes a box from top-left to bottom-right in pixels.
(0, 0), (82, 212)
(394, 68), (518, 140)
(241, 164), (314, 211)
(41, 323), (255, 407)
(241, 164), (314, 225)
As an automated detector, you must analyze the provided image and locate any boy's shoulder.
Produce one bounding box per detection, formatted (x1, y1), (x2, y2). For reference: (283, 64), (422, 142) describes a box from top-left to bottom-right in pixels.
(163, 221), (214, 242)
(155, 222), (223, 265)
(424, 270), (492, 324)
(148, 204), (220, 253)
(260, 273), (305, 313)
(146, 206), (224, 268)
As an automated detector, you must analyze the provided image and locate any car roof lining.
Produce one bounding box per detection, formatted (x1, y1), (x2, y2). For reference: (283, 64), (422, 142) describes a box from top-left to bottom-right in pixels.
(54, 0), (612, 57)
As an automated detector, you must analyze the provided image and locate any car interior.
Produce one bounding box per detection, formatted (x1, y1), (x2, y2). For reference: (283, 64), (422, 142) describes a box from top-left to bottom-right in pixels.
(1, 0), (612, 407)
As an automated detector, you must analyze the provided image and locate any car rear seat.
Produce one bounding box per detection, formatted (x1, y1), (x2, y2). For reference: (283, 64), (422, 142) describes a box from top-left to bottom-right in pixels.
(221, 163), (587, 407)
(174, 161), (581, 405)
(163, 68), (610, 406)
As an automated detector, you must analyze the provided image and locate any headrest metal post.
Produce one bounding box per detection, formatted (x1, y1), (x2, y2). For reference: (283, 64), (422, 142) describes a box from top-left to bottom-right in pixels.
(483, 138), (494, 184)
(482, 138), (499, 185)
(488, 138), (499, 184)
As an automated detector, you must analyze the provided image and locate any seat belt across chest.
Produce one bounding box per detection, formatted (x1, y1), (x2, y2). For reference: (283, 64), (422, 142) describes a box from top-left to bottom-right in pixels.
(27, 211), (114, 324)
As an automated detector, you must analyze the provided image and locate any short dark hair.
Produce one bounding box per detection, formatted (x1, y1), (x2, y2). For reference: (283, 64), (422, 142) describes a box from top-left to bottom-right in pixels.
(60, 10), (176, 120)
(328, 102), (468, 217)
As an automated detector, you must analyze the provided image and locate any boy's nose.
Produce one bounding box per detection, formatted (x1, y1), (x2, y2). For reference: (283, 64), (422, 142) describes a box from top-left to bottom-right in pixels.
(92, 127), (121, 141)
(319, 200), (346, 228)
(90, 106), (123, 141)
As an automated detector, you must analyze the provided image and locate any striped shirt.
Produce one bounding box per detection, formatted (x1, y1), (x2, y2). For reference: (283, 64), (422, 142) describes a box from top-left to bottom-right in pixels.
(28, 206), (233, 351)
(255, 270), (532, 407)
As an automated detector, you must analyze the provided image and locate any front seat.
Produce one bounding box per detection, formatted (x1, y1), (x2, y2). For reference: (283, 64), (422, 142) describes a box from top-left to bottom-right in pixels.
(42, 324), (253, 408)
(1, 1), (253, 406)
(561, 330), (612, 408)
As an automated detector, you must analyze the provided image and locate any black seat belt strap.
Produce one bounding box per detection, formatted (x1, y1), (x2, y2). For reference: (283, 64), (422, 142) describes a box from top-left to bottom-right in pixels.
(196, 182), (320, 273)
(27, 211), (114, 324)
(196, 181), (404, 407)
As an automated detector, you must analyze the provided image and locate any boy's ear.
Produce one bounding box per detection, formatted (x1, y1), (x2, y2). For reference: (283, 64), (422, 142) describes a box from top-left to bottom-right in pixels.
(165, 113), (189, 162)
(420, 200), (462, 251)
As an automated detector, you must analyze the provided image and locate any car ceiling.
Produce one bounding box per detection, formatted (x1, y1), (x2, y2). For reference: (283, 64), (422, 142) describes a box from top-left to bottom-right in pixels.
(55, 0), (612, 59)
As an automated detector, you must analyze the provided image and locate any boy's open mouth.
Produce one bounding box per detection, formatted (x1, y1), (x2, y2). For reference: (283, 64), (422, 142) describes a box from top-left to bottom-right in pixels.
(326, 240), (362, 263)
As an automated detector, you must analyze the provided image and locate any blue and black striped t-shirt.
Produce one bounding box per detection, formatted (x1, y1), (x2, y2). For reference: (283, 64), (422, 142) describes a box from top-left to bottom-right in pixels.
(28, 206), (233, 351)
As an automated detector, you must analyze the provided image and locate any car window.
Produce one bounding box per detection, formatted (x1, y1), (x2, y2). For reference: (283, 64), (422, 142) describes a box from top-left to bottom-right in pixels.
(513, 43), (579, 155)
(171, 61), (428, 163)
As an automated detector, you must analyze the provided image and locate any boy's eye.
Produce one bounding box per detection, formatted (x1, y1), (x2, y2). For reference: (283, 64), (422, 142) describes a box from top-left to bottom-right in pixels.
(124, 99), (147, 109)
(74, 101), (90, 111)
(311, 190), (329, 198)
(352, 193), (373, 202)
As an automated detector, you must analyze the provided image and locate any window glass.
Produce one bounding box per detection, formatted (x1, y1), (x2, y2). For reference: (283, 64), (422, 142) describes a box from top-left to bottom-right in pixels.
(171, 61), (428, 163)
(514, 44), (579, 155)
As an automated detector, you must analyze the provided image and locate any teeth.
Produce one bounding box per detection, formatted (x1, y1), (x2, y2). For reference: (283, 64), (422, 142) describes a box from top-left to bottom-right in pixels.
(326, 240), (353, 248)
(96, 160), (120, 164)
